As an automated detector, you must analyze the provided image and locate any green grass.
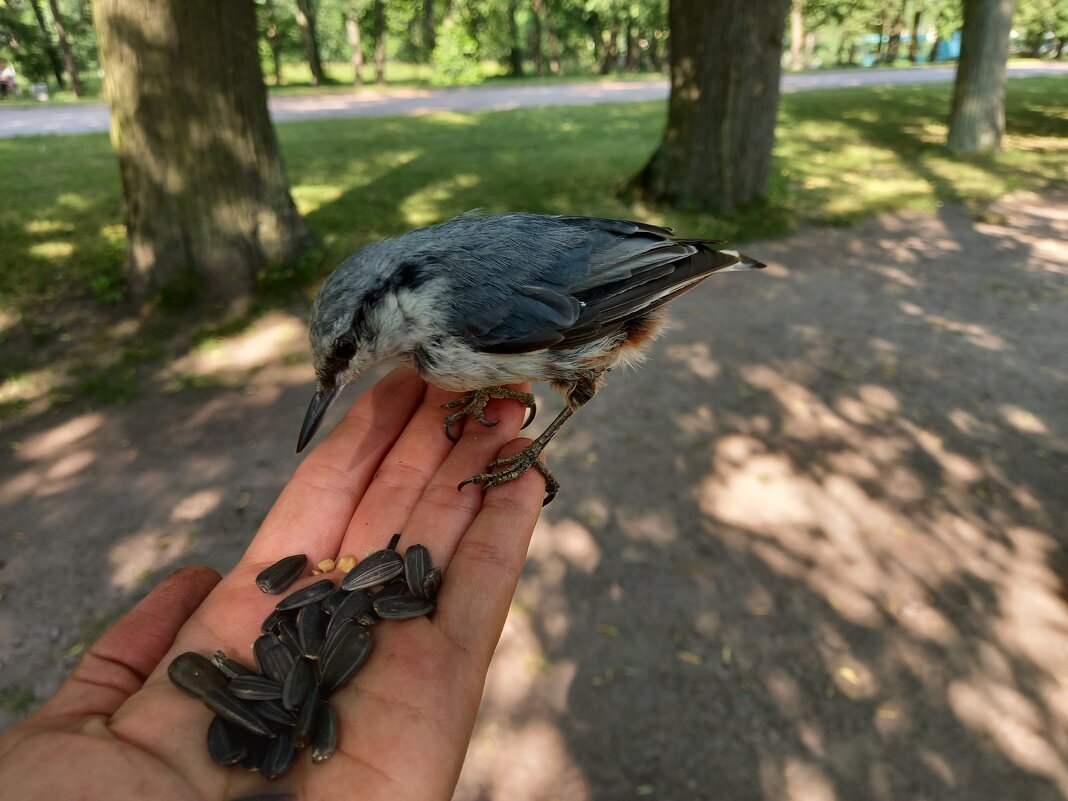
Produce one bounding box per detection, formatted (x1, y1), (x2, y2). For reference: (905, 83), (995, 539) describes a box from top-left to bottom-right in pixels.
(0, 76), (1065, 414)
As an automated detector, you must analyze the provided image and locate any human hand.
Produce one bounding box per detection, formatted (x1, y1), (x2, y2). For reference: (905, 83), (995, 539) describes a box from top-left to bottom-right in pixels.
(0, 367), (545, 800)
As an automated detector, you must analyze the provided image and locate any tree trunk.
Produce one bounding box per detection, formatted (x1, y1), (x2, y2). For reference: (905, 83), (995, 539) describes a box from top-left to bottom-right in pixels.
(908, 10), (922, 62)
(27, 0), (66, 88)
(373, 0), (386, 84)
(93, 0), (311, 302)
(295, 0), (325, 86)
(530, 0), (544, 77)
(544, 0), (561, 75)
(928, 34), (942, 62)
(627, 0), (788, 211)
(507, 0), (524, 76)
(625, 22), (640, 72)
(886, 0), (906, 63)
(47, 0), (82, 95)
(422, 0), (435, 60)
(947, 0), (1018, 153)
(346, 9), (364, 86)
(789, 0), (804, 70)
(599, 22), (619, 74)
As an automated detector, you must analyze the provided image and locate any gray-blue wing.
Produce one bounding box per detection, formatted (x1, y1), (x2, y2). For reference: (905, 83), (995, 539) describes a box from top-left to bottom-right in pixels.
(449, 214), (761, 355)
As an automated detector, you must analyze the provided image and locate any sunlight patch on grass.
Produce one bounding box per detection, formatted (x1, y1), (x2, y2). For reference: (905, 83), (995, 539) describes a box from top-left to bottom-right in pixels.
(401, 174), (483, 227)
(291, 184), (346, 215)
(29, 241), (75, 260)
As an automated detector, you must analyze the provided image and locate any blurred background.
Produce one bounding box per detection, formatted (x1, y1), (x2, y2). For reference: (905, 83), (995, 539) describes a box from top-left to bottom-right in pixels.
(1, 1), (1066, 799)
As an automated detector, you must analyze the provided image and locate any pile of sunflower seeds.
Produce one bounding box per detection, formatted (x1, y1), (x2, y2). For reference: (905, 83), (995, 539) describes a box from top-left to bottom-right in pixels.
(167, 534), (440, 779)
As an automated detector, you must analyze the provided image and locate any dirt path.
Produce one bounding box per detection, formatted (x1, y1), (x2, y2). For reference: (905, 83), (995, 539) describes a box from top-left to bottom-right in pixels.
(1, 193), (1066, 799)
(1, 63), (1065, 138)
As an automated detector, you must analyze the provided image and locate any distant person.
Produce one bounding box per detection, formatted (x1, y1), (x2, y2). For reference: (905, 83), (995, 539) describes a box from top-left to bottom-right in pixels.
(0, 60), (16, 99)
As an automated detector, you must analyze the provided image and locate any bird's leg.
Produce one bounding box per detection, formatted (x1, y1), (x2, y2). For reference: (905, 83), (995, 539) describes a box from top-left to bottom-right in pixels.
(458, 404), (577, 506)
(441, 386), (537, 443)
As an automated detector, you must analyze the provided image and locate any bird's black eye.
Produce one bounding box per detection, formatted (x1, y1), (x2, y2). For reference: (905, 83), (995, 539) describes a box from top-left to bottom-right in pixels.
(332, 336), (357, 361)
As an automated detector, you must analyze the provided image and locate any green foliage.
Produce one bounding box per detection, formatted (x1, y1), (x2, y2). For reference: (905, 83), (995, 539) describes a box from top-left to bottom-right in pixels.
(431, 13), (484, 85)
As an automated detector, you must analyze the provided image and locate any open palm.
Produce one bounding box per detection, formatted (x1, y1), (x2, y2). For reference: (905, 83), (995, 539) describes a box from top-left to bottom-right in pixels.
(0, 368), (545, 801)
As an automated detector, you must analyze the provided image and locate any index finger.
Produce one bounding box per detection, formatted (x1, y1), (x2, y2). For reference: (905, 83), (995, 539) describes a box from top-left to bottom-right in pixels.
(243, 367), (427, 564)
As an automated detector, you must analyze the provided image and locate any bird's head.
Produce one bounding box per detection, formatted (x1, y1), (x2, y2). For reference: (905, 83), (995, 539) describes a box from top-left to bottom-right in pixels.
(296, 242), (416, 453)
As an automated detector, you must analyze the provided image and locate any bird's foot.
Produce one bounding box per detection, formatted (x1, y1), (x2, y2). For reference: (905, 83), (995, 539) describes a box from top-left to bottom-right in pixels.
(458, 441), (560, 506)
(441, 386), (537, 442)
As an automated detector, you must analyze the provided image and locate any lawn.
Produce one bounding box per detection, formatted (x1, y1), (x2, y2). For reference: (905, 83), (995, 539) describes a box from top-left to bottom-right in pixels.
(0, 76), (1065, 417)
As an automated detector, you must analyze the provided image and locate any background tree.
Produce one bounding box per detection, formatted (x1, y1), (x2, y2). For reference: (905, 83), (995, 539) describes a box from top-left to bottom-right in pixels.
(627, 0), (789, 212)
(343, 0), (367, 85)
(294, 0), (326, 84)
(372, 0), (385, 83)
(93, 0), (311, 301)
(45, 0), (80, 94)
(947, 0), (1018, 153)
(27, 0), (65, 86)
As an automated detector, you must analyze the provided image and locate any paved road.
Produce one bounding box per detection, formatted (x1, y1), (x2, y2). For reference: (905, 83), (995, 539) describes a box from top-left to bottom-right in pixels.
(1, 64), (1065, 138)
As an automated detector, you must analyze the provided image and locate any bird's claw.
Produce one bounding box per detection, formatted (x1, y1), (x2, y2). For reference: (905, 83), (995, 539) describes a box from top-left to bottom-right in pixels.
(441, 387), (537, 442)
(458, 445), (560, 506)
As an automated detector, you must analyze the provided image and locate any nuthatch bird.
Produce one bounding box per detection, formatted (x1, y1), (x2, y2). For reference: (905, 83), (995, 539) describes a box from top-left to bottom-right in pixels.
(297, 212), (764, 504)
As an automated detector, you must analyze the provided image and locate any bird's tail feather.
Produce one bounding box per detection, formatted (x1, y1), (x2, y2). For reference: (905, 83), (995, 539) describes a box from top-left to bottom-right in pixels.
(717, 250), (766, 271)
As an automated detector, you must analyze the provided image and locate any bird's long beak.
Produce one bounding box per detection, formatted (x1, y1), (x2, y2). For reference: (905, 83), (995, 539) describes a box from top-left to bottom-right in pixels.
(296, 384), (339, 453)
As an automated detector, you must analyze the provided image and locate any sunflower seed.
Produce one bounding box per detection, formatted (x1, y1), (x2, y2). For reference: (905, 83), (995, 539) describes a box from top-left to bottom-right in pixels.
(259, 608), (292, 635)
(277, 617), (303, 658)
(252, 699), (297, 727)
(326, 590), (373, 635)
(311, 703), (337, 764)
(373, 594), (435, 620)
(320, 625), (372, 696)
(203, 689), (275, 738)
(261, 728), (296, 780)
(297, 602), (327, 658)
(256, 555), (308, 594)
(404, 545), (432, 597)
(275, 578), (337, 611)
(207, 715), (248, 767)
(320, 586), (350, 616)
(375, 576), (409, 601)
(340, 549), (404, 591)
(386, 533), (401, 550)
(168, 652), (230, 699)
(253, 633), (294, 684)
(319, 617), (356, 664)
(422, 566), (442, 601)
(212, 650), (255, 679)
(282, 657), (315, 711)
(229, 675), (284, 701)
(240, 736), (270, 772)
(293, 686), (321, 749)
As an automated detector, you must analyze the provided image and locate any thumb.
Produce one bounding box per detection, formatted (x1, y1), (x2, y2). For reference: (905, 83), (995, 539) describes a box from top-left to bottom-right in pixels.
(33, 565), (221, 725)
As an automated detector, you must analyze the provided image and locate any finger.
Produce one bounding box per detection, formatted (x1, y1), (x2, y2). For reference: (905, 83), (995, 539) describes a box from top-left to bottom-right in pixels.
(33, 566), (221, 724)
(433, 438), (545, 668)
(244, 367), (426, 564)
(394, 387), (531, 566)
(334, 383), (466, 559)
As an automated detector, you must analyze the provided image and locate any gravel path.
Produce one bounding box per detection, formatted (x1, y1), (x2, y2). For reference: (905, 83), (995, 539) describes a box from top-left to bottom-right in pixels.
(2, 192), (1066, 800)
(1, 63), (1065, 138)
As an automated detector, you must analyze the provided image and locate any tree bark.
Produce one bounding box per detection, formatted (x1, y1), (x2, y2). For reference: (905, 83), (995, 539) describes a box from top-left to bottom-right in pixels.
(507, 0), (524, 76)
(790, 0), (804, 70)
(295, 0), (325, 86)
(530, 0), (544, 77)
(928, 34), (942, 62)
(599, 22), (619, 74)
(373, 0), (386, 84)
(625, 22), (640, 72)
(886, 0), (906, 62)
(27, 0), (66, 87)
(47, 0), (82, 95)
(947, 0), (1018, 153)
(544, 0), (561, 75)
(627, 0), (789, 212)
(92, 0), (311, 302)
(345, 8), (364, 86)
(422, 0), (435, 60)
(908, 9), (922, 62)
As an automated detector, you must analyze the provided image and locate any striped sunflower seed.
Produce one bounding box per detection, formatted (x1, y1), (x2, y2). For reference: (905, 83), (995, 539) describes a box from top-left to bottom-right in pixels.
(320, 624), (372, 696)
(297, 602), (327, 658)
(252, 699), (297, 727)
(261, 728), (296, 780)
(254, 633), (294, 684)
(320, 586), (350, 615)
(207, 715), (249, 767)
(168, 652), (230, 699)
(293, 686), (321, 749)
(212, 651), (255, 679)
(229, 675), (284, 701)
(340, 549), (404, 591)
(282, 657), (315, 712)
(319, 617), (356, 664)
(255, 555), (308, 595)
(202, 688), (275, 738)
(275, 578), (336, 612)
(276, 617), (303, 658)
(422, 566), (442, 601)
(404, 544), (432, 598)
(326, 590), (373, 636)
(311, 703), (337, 764)
(373, 594), (435, 620)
